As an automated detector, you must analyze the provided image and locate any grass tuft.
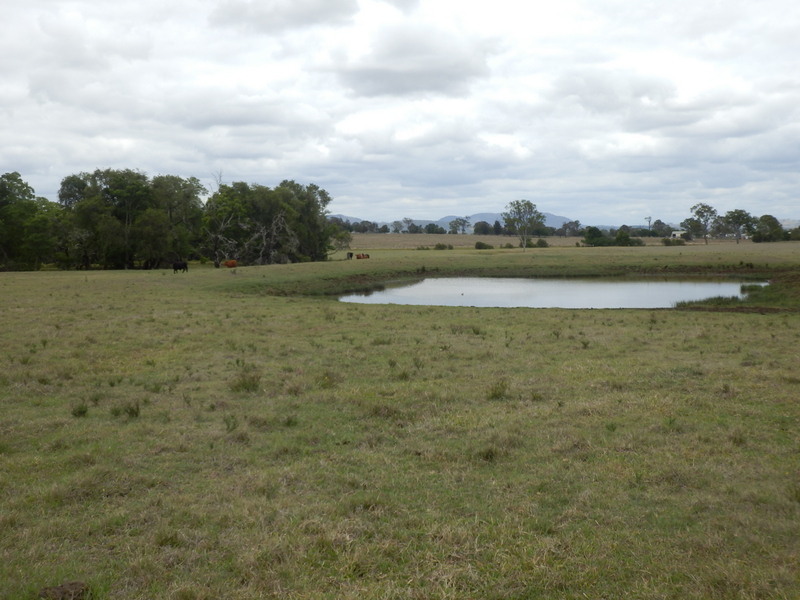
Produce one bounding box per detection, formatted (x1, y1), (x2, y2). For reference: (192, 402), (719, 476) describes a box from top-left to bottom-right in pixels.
(71, 403), (88, 418)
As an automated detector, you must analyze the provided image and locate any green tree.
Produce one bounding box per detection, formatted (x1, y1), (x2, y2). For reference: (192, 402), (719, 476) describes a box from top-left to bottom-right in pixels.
(151, 175), (205, 260)
(276, 180), (333, 262)
(502, 200), (544, 251)
(752, 215), (785, 243)
(59, 169), (153, 268)
(202, 179), (335, 265)
(57, 174), (88, 209)
(563, 220), (582, 237)
(679, 217), (702, 241)
(583, 226), (611, 246)
(721, 209), (756, 243)
(202, 183), (253, 266)
(20, 200), (61, 269)
(689, 203), (718, 244)
(473, 221), (492, 235)
(0, 172), (35, 264)
(651, 219), (671, 237)
(0, 173), (61, 269)
(133, 208), (171, 268)
(448, 217), (470, 234)
(425, 223), (445, 234)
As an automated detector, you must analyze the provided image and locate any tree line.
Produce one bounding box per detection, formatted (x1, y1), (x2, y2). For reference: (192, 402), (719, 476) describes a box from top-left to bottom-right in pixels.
(680, 203), (794, 244)
(0, 170), (349, 270)
(2, 172), (796, 270)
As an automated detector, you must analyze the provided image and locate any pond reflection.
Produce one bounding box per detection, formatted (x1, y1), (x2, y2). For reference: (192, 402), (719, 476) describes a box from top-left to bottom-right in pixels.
(339, 277), (763, 309)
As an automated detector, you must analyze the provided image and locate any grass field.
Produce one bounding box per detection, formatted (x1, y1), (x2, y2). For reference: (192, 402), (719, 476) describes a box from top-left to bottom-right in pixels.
(1, 241), (799, 599)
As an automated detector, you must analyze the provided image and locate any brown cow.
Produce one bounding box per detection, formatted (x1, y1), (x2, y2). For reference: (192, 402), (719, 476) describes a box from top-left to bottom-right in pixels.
(224, 260), (237, 268)
(356, 254), (370, 259)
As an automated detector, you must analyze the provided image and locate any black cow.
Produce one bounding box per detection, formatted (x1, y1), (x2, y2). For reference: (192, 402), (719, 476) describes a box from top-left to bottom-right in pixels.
(173, 261), (188, 273)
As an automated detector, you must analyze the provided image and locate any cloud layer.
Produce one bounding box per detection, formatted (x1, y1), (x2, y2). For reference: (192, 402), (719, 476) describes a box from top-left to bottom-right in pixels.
(2, 0), (798, 224)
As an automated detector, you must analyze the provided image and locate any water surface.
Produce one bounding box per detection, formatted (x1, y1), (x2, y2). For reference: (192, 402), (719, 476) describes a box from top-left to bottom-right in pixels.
(339, 277), (761, 309)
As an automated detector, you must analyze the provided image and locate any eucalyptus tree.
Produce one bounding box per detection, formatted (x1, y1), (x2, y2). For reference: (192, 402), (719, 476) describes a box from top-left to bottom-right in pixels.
(0, 172), (36, 263)
(689, 203), (718, 244)
(448, 217), (470, 234)
(721, 209), (756, 243)
(151, 175), (205, 260)
(202, 179), (336, 265)
(752, 215), (785, 242)
(0, 172), (61, 269)
(502, 200), (544, 251)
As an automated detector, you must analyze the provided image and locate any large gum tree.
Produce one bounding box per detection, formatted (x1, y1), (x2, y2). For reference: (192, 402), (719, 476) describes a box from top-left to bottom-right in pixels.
(502, 199), (544, 251)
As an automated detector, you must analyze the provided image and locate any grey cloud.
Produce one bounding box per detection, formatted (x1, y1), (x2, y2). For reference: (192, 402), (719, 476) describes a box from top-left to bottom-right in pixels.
(380, 0), (420, 13)
(334, 26), (491, 96)
(36, 11), (152, 71)
(210, 0), (359, 33)
(551, 69), (677, 115)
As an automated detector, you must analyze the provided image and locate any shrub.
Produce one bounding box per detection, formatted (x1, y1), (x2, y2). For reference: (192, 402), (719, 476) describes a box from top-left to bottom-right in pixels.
(434, 243), (449, 250)
(662, 237), (686, 246)
(475, 241), (494, 250)
(535, 238), (549, 248)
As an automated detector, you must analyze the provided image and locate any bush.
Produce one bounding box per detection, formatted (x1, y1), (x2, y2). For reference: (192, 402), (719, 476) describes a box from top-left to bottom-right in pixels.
(434, 243), (450, 250)
(475, 241), (494, 250)
(535, 239), (549, 248)
(662, 238), (686, 246)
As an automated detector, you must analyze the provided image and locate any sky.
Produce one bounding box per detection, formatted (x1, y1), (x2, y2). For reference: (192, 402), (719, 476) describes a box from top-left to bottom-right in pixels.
(2, 0), (799, 226)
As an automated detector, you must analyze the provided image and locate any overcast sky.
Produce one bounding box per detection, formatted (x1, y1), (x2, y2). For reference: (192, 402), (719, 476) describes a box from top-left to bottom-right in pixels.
(3, 0), (799, 225)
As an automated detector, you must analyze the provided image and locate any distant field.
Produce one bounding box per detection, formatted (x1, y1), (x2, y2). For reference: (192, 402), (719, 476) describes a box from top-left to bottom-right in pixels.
(348, 233), (586, 249)
(1, 244), (799, 599)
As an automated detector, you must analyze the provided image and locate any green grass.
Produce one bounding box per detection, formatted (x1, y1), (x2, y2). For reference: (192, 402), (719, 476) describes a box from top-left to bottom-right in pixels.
(1, 242), (799, 599)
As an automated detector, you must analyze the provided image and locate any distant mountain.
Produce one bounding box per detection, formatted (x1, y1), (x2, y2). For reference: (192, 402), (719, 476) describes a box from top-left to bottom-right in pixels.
(457, 212), (571, 228)
(330, 212), (572, 229)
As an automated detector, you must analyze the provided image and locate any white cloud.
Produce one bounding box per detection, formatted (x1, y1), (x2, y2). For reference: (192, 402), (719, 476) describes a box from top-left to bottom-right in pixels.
(210, 0), (359, 32)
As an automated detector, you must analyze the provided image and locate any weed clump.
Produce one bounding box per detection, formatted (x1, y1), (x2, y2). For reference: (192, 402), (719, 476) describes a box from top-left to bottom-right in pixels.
(487, 379), (509, 400)
(229, 366), (262, 393)
(123, 401), (140, 418)
(223, 414), (239, 432)
(71, 403), (88, 418)
(318, 371), (342, 389)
